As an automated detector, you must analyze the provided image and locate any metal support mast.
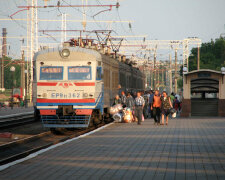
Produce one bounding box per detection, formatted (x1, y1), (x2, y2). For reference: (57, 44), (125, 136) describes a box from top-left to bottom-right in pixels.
(61, 13), (67, 43)
(27, 0), (38, 102)
(174, 49), (178, 94)
(0, 28), (7, 90)
(169, 54), (172, 94)
(183, 39), (189, 71)
(153, 52), (156, 90)
(21, 50), (25, 95)
(82, 0), (88, 31)
(197, 44), (200, 70)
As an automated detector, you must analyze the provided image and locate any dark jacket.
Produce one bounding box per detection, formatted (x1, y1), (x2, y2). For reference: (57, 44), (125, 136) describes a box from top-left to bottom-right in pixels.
(113, 98), (122, 106)
(126, 96), (134, 110)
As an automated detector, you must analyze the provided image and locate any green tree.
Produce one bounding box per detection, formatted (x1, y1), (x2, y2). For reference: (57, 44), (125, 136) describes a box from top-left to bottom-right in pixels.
(1, 56), (22, 89)
(189, 37), (225, 71)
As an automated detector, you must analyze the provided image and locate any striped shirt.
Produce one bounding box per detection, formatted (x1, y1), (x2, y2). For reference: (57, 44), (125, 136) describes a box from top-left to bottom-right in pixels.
(135, 96), (145, 106)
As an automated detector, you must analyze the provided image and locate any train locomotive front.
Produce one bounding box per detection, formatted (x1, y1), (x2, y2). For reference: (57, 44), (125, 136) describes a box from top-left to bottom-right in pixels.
(33, 46), (104, 128)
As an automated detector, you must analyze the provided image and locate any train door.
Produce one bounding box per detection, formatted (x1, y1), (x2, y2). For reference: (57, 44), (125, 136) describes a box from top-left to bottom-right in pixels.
(95, 64), (104, 113)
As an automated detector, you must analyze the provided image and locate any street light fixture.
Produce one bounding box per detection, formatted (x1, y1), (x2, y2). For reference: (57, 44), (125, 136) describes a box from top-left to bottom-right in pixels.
(183, 67), (188, 75)
(10, 66), (15, 109)
(221, 67), (225, 74)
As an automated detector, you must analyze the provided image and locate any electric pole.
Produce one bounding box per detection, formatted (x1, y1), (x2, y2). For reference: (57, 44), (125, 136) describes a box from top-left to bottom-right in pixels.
(174, 49), (178, 94)
(157, 68), (159, 89)
(162, 68), (164, 88)
(153, 52), (156, 90)
(197, 44), (200, 70)
(21, 50), (25, 96)
(169, 54), (172, 94)
(61, 13), (68, 43)
(1, 28), (7, 90)
(150, 69), (153, 90)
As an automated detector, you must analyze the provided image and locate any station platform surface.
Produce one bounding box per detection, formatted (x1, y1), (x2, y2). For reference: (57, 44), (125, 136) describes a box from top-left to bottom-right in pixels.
(0, 107), (33, 117)
(0, 117), (225, 180)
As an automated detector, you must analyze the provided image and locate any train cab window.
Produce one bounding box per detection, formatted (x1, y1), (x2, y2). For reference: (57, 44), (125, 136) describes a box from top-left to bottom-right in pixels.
(96, 67), (102, 80)
(68, 66), (92, 80)
(40, 67), (63, 80)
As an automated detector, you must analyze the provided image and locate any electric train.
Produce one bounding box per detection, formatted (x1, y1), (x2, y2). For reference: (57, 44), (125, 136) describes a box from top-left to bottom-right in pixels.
(33, 42), (145, 129)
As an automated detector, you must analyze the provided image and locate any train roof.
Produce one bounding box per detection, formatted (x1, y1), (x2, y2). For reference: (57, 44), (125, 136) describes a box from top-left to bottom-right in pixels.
(33, 46), (102, 61)
(33, 46), (144, 76)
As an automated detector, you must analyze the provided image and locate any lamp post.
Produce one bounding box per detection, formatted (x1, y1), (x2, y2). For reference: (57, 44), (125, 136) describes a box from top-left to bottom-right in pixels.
(10, 66), (15, 109)
(24, 70), (28, 108)
(221, 67), (225, 74)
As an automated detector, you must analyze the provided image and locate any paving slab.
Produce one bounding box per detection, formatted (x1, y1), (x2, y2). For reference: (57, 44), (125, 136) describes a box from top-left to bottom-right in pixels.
(0, 117), (225, 180)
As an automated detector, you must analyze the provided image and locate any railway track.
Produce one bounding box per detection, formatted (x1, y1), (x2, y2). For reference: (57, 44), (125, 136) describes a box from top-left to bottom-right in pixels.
(0, 112), (34, 129)
(0, 122), (111, 165)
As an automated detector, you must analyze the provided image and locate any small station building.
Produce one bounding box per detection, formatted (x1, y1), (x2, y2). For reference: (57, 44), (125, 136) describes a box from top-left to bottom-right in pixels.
(181, 69), (225, 117)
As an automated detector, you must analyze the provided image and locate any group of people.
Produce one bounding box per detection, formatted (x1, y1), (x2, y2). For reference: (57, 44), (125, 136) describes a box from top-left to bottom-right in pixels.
(113, 90), (182, 126)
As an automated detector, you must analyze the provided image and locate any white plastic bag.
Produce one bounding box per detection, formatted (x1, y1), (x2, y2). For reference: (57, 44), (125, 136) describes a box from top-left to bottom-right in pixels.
(172, 112), (176, 118)
(109, 104), (123, 115)
(113, 113), (122, 122)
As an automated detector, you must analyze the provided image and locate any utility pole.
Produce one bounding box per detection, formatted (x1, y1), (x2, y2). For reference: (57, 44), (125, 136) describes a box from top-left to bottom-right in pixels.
(174, 49), (178, 94)
(21, 50), (25, 96)
(82, 0), (88, 31)
(26, 0), (38, 102)
(165, 69), (168, 92)
(197, 44), (200, 70)
(169, 54), (172, 94)
(61, 13), (68, 43)
(150, 69), (153, 90)
(157, 68), (159, 89)
(0, 53), (3, 90)
(1, 28), (7, 90)
(153, 53), (156, 90)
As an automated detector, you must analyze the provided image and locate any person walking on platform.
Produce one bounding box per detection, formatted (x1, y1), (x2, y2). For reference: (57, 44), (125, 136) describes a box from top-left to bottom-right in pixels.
(161, 91), (173, 126)
(121, 91), (127, 107)
(134, 92), (145, 125)
(126, 92), (135, 121)
(148, 90), (154, 118)
(170, 92), (175, 104)
(151, 90), (161, 125)
(143, 92), (149, 119)
(126, 92), (135, 111)
(113, 95), (121, 105)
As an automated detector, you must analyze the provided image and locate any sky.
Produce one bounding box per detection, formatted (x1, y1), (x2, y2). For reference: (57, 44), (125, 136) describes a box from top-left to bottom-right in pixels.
(0, 0), (225, 59)
(119, 0), (225, 42)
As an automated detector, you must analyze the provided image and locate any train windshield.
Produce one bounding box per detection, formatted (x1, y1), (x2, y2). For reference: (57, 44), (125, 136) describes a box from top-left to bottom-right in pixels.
(40, 67), (63, 80)
(68, 66), (92, 80)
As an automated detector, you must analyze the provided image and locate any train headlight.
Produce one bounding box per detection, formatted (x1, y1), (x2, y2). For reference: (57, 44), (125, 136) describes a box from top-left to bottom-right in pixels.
(61, 48), (70, 58)
(83, 93), (88, 98)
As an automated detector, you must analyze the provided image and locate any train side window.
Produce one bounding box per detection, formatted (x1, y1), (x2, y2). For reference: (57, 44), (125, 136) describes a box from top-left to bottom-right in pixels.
(96, 67), (102, 80)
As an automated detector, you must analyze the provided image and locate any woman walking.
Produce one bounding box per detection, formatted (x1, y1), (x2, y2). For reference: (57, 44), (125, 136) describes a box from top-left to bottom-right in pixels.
(161, 91), (173, 125)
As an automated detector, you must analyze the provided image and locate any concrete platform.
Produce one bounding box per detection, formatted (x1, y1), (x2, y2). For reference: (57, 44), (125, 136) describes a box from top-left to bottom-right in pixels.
(0, 107), (33, 117)
(0, 117), (224, 180)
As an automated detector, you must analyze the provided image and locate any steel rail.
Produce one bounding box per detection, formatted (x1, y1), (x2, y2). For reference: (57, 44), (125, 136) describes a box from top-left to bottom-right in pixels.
(0, 112), (34, 129)
(0, 122), (112, 165)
